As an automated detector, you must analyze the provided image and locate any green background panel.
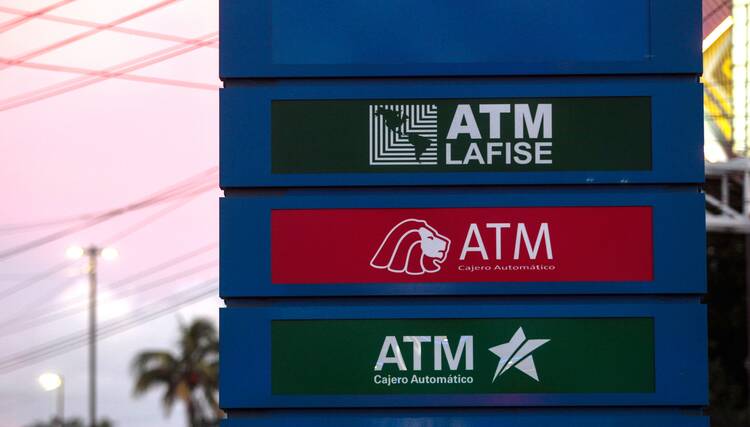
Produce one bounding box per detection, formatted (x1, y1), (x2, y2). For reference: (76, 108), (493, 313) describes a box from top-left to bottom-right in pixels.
(271, 97), (651, 173)
(271, 317), (654, 395)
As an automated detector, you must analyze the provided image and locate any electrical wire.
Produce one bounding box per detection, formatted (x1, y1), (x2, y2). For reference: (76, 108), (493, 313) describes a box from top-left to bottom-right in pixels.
(8, 240), (217, 322)
(0, 166), (215, 233)
(0, 280), (217, 371)
(102, 242), (217, 290)
(0, 260), (80, 303)
(0, 59), (220, 91)
(0, 167), (216, 262)
(0, 260), (217, 337)
(0, 32), (218, 112)
(104, 187), (215, 246)
(0, 5), (219, 49)
(0, 0), (75, 34)
(0, 194), (217, 320)
(0, 0), (179, 71)
(703, 0), (731, 25)
(0, 167), (216, 306)
(0, 279), (218, 374)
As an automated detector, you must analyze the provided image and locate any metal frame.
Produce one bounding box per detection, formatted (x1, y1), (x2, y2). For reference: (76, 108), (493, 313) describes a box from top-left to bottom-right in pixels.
(220, 299), (707, 408)
(220, 187), (706, 297)
(221, 409), (708, 426)
(220, 76), (703, 187)
(219, 0), (701, 78)
(706, 158), (750, 232)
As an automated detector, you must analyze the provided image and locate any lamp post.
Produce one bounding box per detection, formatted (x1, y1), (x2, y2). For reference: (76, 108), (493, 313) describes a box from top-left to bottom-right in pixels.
(67, 245), (118, 427)
(38, 372), (64, 426)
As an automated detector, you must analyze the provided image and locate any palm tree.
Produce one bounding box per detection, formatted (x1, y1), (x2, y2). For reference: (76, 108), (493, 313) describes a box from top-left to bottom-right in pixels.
(131, 317), (221, 427)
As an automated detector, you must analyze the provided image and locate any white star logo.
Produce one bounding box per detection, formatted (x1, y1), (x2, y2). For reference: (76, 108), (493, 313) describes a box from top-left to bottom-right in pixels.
(488, 327), (550, 382)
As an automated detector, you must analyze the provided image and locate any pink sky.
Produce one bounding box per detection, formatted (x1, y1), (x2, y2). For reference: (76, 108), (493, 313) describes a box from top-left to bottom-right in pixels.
(0, 1), (220, 425)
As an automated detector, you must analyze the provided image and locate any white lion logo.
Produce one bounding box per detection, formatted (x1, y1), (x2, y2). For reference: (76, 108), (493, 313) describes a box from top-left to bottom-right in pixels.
(370, 219), (451, 275)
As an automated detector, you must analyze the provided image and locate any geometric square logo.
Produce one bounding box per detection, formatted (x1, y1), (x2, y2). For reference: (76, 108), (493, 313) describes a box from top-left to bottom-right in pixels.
(369, 104), (438, 165)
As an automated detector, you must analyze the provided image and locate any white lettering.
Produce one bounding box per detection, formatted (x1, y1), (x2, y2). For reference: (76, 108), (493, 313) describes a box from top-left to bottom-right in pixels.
(434, 336), (474, 371)
(375, 336), (407, 371)
(445, 143), (461, 165)
(486, 223), (511, 260)
(514, 223), (553, 260)
(463, 143), (485, 164)
(479, 104), (511, 139)
(513, 142), (532, 164)
(486, 143), (503, 165)
(536, 142), (553, 164)
(403, 336), (431, 371)
(514, 104), (552, 139)
(460, 223), (488, 260)
(447, 105), (481, 139)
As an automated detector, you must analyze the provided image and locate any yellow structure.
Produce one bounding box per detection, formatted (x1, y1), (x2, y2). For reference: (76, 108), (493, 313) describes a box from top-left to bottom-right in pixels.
(704, 16), (733, 161)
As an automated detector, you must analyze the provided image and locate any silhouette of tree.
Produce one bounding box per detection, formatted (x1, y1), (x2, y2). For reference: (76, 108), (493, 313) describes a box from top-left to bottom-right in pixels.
(131, 317), (221, 427)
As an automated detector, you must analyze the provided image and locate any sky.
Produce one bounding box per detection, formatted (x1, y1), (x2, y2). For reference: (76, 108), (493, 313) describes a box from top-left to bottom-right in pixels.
(0, 1), (221, 426)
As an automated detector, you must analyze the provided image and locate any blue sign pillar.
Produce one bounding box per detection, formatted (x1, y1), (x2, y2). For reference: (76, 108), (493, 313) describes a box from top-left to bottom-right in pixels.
(219, 0), (707, 425)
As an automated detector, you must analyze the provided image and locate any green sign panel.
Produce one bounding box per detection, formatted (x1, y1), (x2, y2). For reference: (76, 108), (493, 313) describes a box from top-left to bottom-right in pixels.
(271, 317), (655, 395)
(271, 97), (651, 173)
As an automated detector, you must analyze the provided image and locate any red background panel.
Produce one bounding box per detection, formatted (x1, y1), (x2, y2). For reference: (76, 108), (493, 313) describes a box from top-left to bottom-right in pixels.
(271, 206), (653, 284)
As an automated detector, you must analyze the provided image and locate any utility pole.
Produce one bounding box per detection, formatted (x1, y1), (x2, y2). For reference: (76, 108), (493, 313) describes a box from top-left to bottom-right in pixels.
(57, 375), (65, 427)
(67, 244), (117, 427)
(85, 246), (98, 427)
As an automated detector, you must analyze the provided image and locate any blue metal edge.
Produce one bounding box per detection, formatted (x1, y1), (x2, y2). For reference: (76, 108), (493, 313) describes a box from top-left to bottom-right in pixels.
(219, 186), (706, 297)
(219, 0), (701, 78)
(219, 76), (703, 188)
(222, 408), (708, 426)
(219, 299), (708, 408)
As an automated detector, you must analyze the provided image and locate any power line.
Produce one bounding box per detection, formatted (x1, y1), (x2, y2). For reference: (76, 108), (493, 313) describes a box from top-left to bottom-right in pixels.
(0, 5), (219, 49)
(0, 184), (205, 261)
(0, 0), (179, 72)
(0, 31), (218, 108)
(0, 260), (217, 337)
(0, 279), (218, 374)
(703, 0), (731, 25)
(0, 280), (217, 372)
(0, 32), (218, 111)
(103, 185), (215, 246)
(0, 260), (80, 304)
(0, 167), (215, 262)
(104, 242), (217, 290)
(117, 166), (217, 207)
(0, 168), (216, 304)
(0, 0), (75, 34)
(2, 241), (218, 328)
(0, 58), (220, 91)
(0, 166), (216, 233)
(0, 192), (215, 319)
(0, 216), (96, 234)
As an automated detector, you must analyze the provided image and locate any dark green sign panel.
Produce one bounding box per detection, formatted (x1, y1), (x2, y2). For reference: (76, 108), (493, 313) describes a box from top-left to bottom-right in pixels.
(271, 317), (654, 395)
(271, 97), (651, 174)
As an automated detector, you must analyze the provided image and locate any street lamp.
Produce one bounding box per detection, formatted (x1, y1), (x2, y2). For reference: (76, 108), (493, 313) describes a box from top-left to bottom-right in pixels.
(38, 372), (64, 426)
(66, 245), (118, 427)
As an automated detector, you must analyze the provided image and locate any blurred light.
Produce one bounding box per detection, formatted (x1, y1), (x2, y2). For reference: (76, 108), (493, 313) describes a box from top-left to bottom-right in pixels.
(99, 293), (131, 321)
(705, 127), (729, 163)
(101, 247), (118, 261)
(38, 373), (62, 391)
(705, 141), (729, 163)
(60, 279), (88, 301)
(65, 246), (84, 260)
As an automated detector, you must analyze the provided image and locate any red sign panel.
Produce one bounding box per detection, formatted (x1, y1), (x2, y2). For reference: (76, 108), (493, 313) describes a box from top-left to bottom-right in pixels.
(271, 207), (653, 284)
